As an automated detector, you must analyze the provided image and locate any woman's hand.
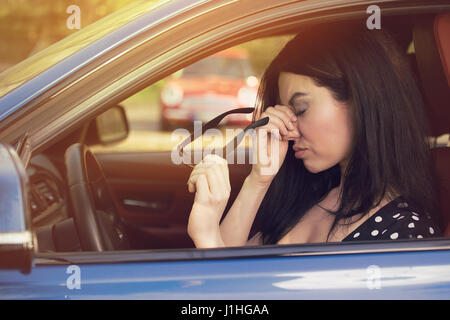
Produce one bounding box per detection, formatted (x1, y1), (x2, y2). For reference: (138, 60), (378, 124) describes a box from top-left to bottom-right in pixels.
(250, 105), (300, 186)
(187, 154), (230, 247)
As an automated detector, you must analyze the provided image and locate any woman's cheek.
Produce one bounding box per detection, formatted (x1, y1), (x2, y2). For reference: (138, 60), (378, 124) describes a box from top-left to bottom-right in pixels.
(307, 116), (345, 165)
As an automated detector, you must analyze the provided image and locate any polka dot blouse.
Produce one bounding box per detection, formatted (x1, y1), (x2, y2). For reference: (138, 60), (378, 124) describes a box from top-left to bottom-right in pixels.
(343, 196), (442, 241)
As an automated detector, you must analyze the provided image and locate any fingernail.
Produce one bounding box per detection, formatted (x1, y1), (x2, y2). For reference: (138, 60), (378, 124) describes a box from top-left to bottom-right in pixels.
(291, 116), (297, 121)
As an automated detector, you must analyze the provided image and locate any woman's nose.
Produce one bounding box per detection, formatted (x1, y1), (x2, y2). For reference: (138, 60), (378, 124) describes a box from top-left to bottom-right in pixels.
(292, 120), (301, 136)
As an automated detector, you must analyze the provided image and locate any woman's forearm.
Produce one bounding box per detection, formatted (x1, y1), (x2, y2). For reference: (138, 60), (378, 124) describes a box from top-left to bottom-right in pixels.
(219, 174), (271, 246)
(190, 228), (226, 248)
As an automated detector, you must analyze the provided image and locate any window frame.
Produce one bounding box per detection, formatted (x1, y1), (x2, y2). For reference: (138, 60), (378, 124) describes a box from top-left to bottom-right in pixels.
(10, 1), (449, 264)
(34, 237), (450, 266)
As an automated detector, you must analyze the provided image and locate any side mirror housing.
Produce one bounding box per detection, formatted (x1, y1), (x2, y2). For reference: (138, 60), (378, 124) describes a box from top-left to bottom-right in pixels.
(0, 144), (33, 274)
(84, 105), (129, 145)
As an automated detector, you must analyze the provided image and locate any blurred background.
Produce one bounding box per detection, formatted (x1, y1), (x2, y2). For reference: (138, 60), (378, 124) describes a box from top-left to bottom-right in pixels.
(0, 0), (294, 153)
(0, 0), (288, 77)
(0, 0), (143, 72)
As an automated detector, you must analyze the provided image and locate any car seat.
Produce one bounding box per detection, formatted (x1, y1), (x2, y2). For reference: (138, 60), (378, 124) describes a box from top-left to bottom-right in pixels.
(413, 12), (450, 236)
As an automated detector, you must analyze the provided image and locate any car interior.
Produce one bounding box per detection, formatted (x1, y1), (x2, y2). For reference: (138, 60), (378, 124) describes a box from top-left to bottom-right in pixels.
(23, 12), (449, 253)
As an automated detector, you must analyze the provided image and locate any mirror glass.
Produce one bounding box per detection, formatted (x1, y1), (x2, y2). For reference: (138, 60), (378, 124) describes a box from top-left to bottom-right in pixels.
(95, 106), (128, 144)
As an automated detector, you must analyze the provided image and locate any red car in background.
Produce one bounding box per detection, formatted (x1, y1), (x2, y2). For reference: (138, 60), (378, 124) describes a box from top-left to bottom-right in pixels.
(159, 48), (258, 130)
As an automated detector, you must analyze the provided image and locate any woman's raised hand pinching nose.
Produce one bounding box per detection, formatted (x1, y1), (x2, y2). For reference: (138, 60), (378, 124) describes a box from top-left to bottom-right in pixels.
(249, 105), (300, 186)
(186, 154), (230, 247)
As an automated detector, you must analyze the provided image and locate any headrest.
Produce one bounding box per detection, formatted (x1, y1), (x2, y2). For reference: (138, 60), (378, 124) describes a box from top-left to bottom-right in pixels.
(413, 13), (450, 137)
(431, 147), (450, 231)
(435, 13), (450, 87)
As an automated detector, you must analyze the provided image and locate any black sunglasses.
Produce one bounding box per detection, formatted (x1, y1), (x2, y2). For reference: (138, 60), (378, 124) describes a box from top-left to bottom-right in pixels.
(176, 107), (269, 168)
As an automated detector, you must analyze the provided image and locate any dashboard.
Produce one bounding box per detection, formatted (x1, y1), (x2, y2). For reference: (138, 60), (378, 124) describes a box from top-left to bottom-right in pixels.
(27, 154), (69, 228)
(27, 153), (83, 252)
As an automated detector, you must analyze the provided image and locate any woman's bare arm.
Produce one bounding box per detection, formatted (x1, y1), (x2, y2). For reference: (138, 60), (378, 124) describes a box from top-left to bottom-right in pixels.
(187, 105), (298, 248)
(219, 174), (270, 246)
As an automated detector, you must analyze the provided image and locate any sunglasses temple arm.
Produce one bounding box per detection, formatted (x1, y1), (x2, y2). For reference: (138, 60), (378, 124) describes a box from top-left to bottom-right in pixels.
(214, 131), (246, 160)
(178, 107), (256, 152)
(213, 116), (269, 159)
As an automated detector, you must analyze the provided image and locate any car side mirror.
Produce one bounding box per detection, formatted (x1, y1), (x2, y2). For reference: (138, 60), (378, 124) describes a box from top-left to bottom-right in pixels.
(84, 105), (129, 145)
(0, 144), (33, 274)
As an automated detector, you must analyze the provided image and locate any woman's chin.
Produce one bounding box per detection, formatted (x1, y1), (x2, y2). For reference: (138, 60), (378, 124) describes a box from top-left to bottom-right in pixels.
(302, 160), (327, 174)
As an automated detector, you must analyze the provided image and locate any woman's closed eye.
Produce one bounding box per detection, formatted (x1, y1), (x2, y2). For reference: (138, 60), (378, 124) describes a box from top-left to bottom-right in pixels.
(295, 109), (306, 116)
(288, 93), (309, 116)
(293, 102), (308, 116)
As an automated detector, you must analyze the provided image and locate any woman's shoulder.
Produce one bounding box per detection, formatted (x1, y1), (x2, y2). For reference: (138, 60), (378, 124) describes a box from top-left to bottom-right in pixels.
(343, 196), (442, 241)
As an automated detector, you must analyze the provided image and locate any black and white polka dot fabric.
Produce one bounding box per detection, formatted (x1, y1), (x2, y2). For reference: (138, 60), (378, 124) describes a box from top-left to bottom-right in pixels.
(343, 196), (442, 241)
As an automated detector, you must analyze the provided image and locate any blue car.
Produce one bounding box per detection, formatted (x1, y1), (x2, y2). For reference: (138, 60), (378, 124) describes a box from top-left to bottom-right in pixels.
(0, 0), (449, 300)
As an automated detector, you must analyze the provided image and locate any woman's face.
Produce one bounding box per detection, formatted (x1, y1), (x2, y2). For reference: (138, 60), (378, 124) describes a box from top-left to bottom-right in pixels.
(278, 72), (353, 174)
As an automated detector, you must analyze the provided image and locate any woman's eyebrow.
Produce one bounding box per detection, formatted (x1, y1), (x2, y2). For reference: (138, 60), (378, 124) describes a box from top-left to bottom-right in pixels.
(288, 92), (308, 106)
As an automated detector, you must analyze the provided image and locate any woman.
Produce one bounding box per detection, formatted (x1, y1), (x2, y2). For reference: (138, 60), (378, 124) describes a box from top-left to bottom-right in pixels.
(186, 23), (443, 248)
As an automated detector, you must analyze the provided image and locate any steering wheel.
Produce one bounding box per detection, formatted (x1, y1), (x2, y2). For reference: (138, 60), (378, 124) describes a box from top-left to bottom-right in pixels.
(65, 143), (130, 251)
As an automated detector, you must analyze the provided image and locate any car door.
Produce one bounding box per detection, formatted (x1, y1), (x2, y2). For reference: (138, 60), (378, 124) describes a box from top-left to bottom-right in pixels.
(1, 0), (450, 302)
(1, 240), (450, 300)
(92, 150), (252, 249)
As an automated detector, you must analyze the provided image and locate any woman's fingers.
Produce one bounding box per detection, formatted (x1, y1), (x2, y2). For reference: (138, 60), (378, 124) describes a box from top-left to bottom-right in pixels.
(266, 105), (297, 130)
(263, 108), (290, 136)
(188, 178), (197, 193)
(256, 114), (282, 141)
(275, 104), (298, 125)
(274, 105), (301, 140)
(260, 106), (300, 140)
(204, 155), (230, 195)
(193, 174), (210, 202)
(205, 165), (229, 199)
(209, 156), (230, 192)
(189, 163), (214, 180)
(187, 154), (230, 195)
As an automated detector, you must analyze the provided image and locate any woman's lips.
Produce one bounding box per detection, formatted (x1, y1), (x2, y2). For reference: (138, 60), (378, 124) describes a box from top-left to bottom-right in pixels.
(294, 149), (307, 157)
(293, 145), (308, 157)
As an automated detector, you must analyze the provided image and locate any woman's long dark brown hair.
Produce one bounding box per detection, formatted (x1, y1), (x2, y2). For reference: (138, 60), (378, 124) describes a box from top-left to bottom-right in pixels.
(253, 22), (442, 244)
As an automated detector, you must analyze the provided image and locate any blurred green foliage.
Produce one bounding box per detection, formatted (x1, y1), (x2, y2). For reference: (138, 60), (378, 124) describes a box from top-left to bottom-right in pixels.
(0, 0), (151, 69)
(0, 0), (293, 73)
(238, 35), (294, 77)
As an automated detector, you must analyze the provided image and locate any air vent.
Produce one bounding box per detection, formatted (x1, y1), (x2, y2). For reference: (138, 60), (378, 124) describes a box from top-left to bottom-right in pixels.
(35, 180), (58, 205)
(29, 174), (62, 222)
